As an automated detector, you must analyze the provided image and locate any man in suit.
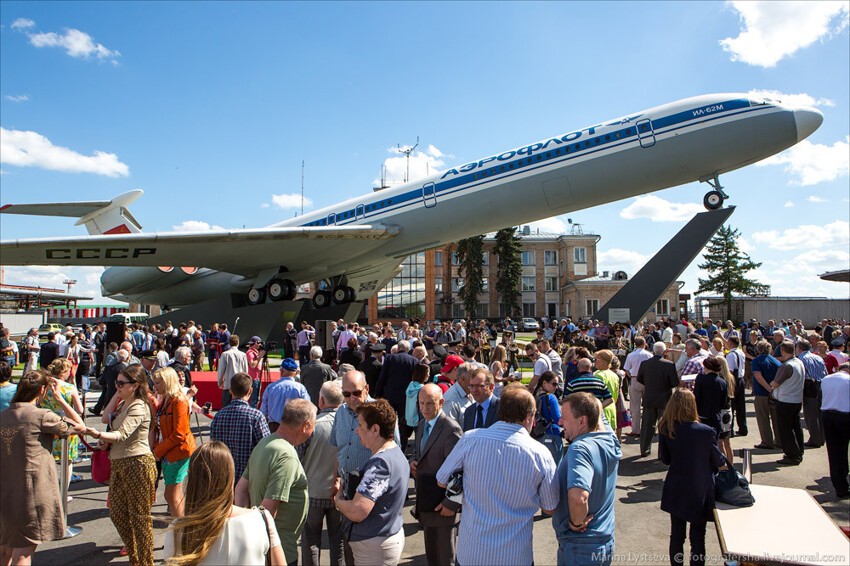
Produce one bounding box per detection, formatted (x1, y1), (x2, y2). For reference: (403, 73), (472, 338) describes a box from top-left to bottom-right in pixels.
(38, 332), (60, 369)
(91, 349), (129, 416)
(410, 383), (463, 566)
(301, 345), (337, 407)
(463, 367), (500, 431)
(358, 342), (385, 392)
(375, 339), (418, 450)
(637, 341), (680, 456)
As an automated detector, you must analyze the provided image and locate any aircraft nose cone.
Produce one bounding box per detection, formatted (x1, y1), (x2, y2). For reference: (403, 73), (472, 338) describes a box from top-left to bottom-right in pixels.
(794, 107), (823, 142)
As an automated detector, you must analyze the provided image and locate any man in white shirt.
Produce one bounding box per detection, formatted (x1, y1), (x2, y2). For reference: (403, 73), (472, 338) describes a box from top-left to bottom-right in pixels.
(725, 336), (748, 437)
(525, 343), (552, 392)
(218, 334), (249, 408)
(24, 328), (41, 373)
(820, 363), (849, 498)
(623, 336), (653, 436)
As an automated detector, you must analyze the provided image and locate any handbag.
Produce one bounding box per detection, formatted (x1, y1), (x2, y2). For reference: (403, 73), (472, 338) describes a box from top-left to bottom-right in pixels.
(714, 455), (755, 507)
(444, 469), (464, 505)
(91, 447), (111, 484)
(718, 407), (733, 434)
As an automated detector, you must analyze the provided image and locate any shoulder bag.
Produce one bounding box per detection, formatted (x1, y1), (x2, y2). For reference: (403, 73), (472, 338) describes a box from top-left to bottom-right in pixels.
(258, 506), (273, 566)
(714, 455), (755, 507)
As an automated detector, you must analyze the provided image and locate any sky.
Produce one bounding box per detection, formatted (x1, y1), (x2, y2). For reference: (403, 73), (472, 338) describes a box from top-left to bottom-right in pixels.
(1, 1), (848, 306)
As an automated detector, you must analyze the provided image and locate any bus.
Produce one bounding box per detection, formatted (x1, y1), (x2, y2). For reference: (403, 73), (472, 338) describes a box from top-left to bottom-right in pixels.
(105, 312), (150, 326)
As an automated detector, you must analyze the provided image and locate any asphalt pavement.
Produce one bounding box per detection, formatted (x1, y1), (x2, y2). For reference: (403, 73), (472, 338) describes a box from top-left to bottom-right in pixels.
(32, 391), (850, 566)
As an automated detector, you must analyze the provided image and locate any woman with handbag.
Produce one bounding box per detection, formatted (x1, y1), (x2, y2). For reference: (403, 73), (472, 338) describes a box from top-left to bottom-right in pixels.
(41, 358), (84, 493)
(152, 367), (197, 518)
(163, 441), (285, 565)
(531, 370), (564, 464)
(657, 388), (726, 566)
(0, 371), (86, 566)
(693, 356), (734, 463)
(85, 364), (158, 566)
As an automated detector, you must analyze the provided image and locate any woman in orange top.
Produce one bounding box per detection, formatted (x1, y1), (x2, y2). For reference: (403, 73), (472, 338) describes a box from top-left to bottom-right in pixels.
(152, 367), (196, 517)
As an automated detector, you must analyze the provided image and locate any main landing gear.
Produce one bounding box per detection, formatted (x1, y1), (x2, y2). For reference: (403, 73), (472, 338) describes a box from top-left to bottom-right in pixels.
(312, 276), (356, 309)
(702, 174), (729, 211)
(246, 277), (297, 305)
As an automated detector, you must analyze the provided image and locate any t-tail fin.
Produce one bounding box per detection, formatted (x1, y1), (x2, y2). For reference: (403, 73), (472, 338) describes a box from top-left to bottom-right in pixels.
(0, 189), (144, 235)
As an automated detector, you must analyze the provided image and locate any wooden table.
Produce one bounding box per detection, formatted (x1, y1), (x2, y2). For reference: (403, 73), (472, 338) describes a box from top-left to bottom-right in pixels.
(714, 484), (850, 565)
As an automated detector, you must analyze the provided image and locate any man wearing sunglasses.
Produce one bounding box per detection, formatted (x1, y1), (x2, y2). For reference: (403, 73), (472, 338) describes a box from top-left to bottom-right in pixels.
(329, 370), (399, 566)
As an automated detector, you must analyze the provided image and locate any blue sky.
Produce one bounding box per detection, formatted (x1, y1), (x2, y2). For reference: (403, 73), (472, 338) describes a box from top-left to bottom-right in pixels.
(1, 1), (848, 305)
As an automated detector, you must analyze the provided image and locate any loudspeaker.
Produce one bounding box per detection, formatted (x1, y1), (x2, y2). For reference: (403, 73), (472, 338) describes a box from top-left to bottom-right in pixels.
(314, 320), (335, 352)
(105, 321), (126, 346)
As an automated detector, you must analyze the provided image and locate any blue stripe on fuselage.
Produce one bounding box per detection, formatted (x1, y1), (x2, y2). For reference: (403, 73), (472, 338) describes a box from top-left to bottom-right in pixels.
(300, 98), (760, 227)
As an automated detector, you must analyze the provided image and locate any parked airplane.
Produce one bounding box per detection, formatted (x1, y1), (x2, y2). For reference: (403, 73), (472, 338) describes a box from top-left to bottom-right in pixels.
(1, 93), (823, 310)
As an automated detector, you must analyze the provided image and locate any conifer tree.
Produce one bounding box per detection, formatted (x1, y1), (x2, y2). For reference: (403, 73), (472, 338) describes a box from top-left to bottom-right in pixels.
(494, 227), (522, 319)
(456, 236), (486, 319)
(697, 224), (766, 322)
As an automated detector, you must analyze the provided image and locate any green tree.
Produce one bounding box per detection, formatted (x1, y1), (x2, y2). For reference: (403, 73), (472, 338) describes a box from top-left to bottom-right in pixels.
(494, 227), (522, 319)
(456, 236), (486, 319)
(697, 224), (766, 322)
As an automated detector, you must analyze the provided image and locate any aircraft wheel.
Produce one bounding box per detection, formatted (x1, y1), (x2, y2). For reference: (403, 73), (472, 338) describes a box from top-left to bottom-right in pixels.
(703, 190), (724, 210)
(332, 285), (355, 305)
(312, 290), (332, 309)
(268, 278), (296, 301)
(247, 287), (266, 305)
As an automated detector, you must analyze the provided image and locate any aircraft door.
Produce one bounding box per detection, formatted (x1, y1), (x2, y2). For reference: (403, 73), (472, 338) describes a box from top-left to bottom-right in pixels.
(636, 118), (656, 148)
(327, 213), (336, 225)
(355, 204), (365, 220)
(422, 182), (436, 208)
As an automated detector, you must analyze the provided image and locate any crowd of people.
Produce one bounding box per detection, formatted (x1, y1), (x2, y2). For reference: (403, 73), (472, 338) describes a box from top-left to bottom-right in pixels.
(0, 314), (848, 566)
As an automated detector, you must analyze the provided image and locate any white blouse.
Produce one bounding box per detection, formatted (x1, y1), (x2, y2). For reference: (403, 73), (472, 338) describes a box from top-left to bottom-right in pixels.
(163, 507), (280, 565)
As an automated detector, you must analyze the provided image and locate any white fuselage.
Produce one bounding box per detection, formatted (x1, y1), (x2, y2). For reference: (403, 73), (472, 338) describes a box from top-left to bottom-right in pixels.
(103, 93), (819, 305)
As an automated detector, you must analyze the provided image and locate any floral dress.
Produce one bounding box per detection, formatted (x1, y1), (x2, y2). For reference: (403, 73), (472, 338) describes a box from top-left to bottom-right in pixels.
(39, 381), (80, 461)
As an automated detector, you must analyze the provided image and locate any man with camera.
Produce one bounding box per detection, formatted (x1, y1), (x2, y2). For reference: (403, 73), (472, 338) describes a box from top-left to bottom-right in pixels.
(247, 336), (266, 408)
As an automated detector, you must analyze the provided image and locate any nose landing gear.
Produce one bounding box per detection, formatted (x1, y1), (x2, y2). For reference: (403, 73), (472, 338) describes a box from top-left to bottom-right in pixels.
(701, 173), (728, 211)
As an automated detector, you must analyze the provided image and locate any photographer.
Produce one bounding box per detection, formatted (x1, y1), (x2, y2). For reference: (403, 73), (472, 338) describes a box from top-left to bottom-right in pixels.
(246, 336), (266, 409)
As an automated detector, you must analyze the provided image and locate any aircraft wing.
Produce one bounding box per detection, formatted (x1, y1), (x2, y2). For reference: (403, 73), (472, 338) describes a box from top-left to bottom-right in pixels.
(0, 224), (400, 276)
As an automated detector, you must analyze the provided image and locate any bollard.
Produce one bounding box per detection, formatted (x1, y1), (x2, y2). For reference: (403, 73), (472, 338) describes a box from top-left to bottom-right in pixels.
(740, 448), (752, 484)
(60, 437), (83, 539)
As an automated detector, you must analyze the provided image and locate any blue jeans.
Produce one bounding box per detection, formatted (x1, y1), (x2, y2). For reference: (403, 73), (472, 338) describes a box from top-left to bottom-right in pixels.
(250, 379), (260, 408)
(557, 537), (614, 566)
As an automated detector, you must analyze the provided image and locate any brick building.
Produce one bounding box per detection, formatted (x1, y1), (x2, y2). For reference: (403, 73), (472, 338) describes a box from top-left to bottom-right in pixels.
(367, 226), (681, 325)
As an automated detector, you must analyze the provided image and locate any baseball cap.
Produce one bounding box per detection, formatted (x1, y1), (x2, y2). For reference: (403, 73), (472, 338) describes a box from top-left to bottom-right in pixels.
(280, 358), (298, 371)
(441, 355), (464, 374)
(249, 336), (262, 345)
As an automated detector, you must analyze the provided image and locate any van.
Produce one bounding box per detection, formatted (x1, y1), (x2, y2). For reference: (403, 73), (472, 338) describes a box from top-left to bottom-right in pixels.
(106, 312), (150, 326)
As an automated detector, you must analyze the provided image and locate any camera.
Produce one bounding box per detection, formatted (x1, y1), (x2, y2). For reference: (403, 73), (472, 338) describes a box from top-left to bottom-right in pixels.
(260, 340), (278, 351)
(202, 402), (212, 416)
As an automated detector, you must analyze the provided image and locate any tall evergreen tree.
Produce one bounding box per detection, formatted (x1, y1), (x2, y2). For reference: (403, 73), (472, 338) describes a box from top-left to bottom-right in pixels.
(697, 224), (766, 322)
(494, 227), (522, 319)
(456, 236), (485, 319)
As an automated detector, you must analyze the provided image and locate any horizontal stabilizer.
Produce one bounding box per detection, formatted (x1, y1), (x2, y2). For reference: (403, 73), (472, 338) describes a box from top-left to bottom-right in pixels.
(0, 190), (144, 235)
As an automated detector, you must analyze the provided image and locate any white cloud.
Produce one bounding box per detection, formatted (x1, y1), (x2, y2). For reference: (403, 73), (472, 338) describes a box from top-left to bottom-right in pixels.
(720, 1), (849, 67)
(11, 18), (35, 30)
(597, 248), (650, 277)
(14, 19), (120, 63)
(260, 203), (270, 209)
(619, 195), (705, 222)
(374, 144), (449, 187)
(0, 265), (121, 304)
(271, 193), (311, 209)
(807, 195), (828, 203)
(757, 136), (849, 186)
(736, 236), (755, 254)
(752, 220), (850, 250)
(747, 89), (835, 108)
(4, 94), (29, 103)
(0, 127), (129, 177)
(784, 200), (795, 208)
(172, 220), (224, 232)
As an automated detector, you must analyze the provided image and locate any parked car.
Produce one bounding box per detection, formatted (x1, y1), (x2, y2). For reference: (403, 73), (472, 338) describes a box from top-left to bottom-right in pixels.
(519, 318), (540, 332)
(37, 323), (65, 342)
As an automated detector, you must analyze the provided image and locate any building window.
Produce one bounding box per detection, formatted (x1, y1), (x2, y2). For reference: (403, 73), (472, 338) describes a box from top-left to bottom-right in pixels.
(452, 277), (464, 293)
(521, 251), (535, 265)
(522, 277), (536, 291)
(435, 280), (443, 293)
(451, 251), (460, 265)
(452, 303), (465, 318)
(482, 277), (489, 292)
(376, 252), (426, 320)
(545, 276), (558, 291)
(435, 251), (443, 266)
(544, 250), (557, 265)
(547, 302), (558, 318)
(482, 251), (489, 266)
(586, 299), (599, 317)
(522, 303), (536, 317)
(475, 304), (489, 319)
(656, 299), (669, 316)
(574, 247), (587, 264)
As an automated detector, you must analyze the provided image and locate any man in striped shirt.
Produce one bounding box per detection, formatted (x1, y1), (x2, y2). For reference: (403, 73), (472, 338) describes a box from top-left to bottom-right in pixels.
(436, 386), (559, 566)
(563, 358), (614, 422)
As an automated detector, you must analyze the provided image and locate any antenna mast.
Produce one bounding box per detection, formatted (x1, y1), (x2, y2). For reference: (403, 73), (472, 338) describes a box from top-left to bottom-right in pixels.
(300, 160), (305, 216)
(397, 136), (419, 183)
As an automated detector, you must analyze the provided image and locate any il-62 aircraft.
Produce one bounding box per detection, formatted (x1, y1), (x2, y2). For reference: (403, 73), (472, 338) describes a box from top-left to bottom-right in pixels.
(0, 93), (823, 310)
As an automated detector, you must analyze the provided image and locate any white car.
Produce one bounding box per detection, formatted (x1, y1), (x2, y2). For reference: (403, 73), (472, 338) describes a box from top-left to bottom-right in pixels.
(520, 318), (540, 332)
